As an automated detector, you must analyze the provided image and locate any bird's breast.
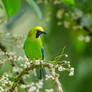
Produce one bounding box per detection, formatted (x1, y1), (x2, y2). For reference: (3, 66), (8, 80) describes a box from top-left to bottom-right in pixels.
(24, 37), (43, 60)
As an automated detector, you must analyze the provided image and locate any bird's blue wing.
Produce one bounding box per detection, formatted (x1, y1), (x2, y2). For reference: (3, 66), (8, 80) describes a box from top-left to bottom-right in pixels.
(41, 48), (44, 60)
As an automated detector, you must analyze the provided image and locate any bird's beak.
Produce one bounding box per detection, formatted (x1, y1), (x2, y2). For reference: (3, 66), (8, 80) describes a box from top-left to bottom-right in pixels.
(43, 31), (47, 34)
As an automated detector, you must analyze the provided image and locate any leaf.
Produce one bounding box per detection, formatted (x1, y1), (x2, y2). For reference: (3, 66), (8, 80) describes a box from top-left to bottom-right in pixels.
(26, 0), (42, 19)
(2, 0), (21, 18)
(61, 0), (75, 6)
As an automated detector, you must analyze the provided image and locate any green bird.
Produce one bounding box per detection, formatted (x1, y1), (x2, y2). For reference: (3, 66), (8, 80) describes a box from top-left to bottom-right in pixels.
(24, 26), (47, 79)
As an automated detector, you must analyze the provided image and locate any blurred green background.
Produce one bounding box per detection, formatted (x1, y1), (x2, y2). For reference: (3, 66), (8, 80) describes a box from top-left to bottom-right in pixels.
(0, 0), (92, 92)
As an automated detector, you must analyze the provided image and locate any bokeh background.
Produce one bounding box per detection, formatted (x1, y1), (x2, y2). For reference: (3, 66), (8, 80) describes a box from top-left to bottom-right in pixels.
(0, 0), (92, 92)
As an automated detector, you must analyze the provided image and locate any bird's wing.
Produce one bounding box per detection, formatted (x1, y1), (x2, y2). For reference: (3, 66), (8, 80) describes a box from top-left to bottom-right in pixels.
(41, 48), (44, 60)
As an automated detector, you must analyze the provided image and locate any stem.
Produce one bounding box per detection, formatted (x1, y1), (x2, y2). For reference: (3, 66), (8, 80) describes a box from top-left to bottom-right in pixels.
(50, 68), (63, 92)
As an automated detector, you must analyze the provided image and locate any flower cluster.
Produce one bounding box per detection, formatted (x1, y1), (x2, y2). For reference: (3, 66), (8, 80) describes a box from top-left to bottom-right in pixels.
(0, 73), (13, 92)
(20, 80), (43, 92)
(0, 44), (74, 92)
(57, 60), (74, 76)
(45, 88), (53, 92)
(0, 31), (74, 92)
(78, 35), (90, 43)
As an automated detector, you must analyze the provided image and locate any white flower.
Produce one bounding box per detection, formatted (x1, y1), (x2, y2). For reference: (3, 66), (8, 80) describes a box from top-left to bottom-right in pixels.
(64, 60), (67, 63)
(8, 81), (13, 86)
(28, 86), (36, 92)
(13, 67), (22, 72)
(21, 84), (27, 88)
(0, 51), (4, 55)
(69, 72), (74, 76)
(45, 75), (50, 80)
(65, 54), (68, 58)
(54, 1), (60, 4)
(69, 67), (74, 76)
(23, 61), (31, 68)
(50, 76), (55, 80)
(49, 64), (54, 68)
(13, 67), (19, 72)
(4, 73), (9, 77)
(67, 61), (70, 64)
(0, 86), (4, 91)
(36, 80), (43, 88)
(58, 66), (64, 71)
(0, 73), (12, 87)
(40, 60), (43, 63)
(85, 36), (90, 43)
(25, 61), (30, 65)
(46, 88), (54, 92)
(18, 56), (23, 61)
(23, 64), (27, 68)
(71, 67), (74, 71)
(78, 35), (84, 41)
(56, 10), (63, 19)
(64, 21), (70, 28)
(36, 89), (39, 92)
(45, 75), (54, 80)
(35, 60), (40, 65)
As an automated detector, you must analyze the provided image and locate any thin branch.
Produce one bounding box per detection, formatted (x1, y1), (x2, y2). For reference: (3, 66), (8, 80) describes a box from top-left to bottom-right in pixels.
(7, 62), (63, 92)
(7, 63), (49, 92)
(76, 18), (92, 36)
(50, 68), (63, 92)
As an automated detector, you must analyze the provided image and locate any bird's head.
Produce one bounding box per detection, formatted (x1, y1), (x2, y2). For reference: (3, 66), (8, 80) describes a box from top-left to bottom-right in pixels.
(29, 26), (47, 38)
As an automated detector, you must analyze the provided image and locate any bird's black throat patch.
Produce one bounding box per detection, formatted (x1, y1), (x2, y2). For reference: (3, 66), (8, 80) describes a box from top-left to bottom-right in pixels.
(36, 30), (42, 38)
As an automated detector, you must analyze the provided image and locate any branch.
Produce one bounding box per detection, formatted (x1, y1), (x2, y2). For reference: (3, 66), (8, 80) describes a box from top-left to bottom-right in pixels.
(7, 62), (63, 92)
(76, 18), (92, 36)
(50, 68), (63, 92)
(59, 2), (92, 36)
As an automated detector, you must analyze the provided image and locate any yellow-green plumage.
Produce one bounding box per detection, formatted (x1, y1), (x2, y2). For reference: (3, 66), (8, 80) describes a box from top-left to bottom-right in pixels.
(24, 26), (46, 79)
(24, 35), (43, 60)
(24, 26), (44, 60)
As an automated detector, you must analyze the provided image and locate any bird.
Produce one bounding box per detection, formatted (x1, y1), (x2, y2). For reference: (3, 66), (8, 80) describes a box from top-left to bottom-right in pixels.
(24, 26), (47, 79)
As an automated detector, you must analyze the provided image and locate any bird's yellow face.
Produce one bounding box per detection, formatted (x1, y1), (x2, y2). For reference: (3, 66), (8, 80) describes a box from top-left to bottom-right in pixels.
(33, 26), (44, 32)
(29, 26), (47, 38)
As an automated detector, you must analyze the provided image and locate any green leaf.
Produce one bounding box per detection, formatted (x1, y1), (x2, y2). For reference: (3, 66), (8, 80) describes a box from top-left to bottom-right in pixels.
(61, 0), (75, 6)
(26, 0), (42, 19)
(2, 0), (21, 18)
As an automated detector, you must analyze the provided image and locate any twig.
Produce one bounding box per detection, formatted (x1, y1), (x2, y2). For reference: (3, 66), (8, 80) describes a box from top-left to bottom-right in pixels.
(76, 18), (92, 36)
(50, 68), (63, 92)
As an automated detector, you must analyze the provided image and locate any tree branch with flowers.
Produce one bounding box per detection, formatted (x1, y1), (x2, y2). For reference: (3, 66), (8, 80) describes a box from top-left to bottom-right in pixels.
(0, 46), (74, 92)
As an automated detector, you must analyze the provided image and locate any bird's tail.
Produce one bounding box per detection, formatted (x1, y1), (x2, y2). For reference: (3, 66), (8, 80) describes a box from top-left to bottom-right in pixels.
(36, 68), (46, 79)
